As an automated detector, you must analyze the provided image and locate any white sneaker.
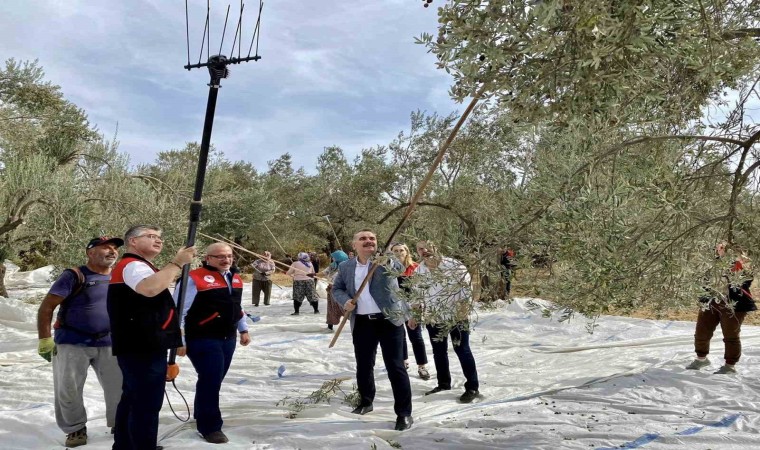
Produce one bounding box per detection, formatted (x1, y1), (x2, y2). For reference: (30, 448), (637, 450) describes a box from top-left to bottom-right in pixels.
(714, 364), (737, 374)
(685, 358), (710, 370)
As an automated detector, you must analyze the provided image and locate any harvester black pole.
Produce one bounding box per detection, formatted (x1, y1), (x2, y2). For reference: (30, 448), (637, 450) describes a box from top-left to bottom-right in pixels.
(168, 55), (229, 381)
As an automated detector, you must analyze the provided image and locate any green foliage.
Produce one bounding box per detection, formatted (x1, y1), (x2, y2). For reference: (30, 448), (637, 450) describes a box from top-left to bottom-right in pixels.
(276, 378), (358, 419)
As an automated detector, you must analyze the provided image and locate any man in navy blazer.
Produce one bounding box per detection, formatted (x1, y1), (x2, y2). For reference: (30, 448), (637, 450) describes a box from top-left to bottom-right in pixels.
(331, 229), (413, 431)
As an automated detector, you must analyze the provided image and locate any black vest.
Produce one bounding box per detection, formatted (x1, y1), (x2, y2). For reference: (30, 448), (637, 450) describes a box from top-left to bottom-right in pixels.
(107, 253), (182, 355)
(184, 265), (244, 339)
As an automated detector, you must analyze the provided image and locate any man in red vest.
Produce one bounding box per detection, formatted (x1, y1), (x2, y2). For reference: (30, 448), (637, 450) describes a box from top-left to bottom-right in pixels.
(176, 242), (251, 444)
(108, 225), (196, 450)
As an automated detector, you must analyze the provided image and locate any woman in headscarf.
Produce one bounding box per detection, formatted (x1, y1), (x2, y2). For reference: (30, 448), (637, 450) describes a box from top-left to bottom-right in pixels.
(324, 250), (349, 331)
(286, 252), (319, 315)
(391, 243), (431, 381)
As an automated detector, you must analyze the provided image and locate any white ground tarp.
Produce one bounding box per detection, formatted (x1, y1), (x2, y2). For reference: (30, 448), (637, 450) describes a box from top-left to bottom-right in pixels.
(1, 265), (759, 449)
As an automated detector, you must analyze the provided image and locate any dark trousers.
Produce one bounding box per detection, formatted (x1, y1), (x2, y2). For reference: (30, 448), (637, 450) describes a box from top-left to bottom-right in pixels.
(186, 337), (236, 435)
(427, 323), (479, 391)
(252, 279), (272, 305)
(502, 269), (513, 296)
(402, 322), (428, 365)
(112, 352), (167, 450)
(352, 315), (412, 417)
(695, 302), (748, 365)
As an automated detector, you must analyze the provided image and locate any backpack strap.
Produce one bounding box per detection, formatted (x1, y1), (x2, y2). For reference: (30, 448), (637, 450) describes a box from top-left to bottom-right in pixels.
(56, 267), (110, 340)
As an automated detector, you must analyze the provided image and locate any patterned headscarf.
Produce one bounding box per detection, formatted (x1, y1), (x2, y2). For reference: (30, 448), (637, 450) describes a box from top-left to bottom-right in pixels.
(298, 251), (312, 268)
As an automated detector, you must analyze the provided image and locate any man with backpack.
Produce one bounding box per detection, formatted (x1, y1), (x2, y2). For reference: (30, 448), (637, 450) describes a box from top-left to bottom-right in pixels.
(36, 236), (125, 448)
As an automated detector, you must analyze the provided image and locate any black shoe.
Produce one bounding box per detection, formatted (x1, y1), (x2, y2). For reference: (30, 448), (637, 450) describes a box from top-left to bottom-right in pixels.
(253, 304), (259, 307)
(290, 312), (300, 316)
(394, 416), (413, 431)
(314, 310), (320, 314)
(156, 447), (164, 450)
(424, 386), (451, 396)
(327, 324), (333, 330)
(459, 389), (479, 403)
(203, 430), (229, 444)
(352, 404), (373, 415)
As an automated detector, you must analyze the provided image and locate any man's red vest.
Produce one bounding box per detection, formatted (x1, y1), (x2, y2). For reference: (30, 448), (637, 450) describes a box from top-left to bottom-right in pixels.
(107, 253), (182, 355)
(184, 266), (244, 340)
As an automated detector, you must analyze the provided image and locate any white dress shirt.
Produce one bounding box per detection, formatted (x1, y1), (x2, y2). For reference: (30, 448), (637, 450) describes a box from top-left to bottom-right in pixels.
(354, 260), (381, 314)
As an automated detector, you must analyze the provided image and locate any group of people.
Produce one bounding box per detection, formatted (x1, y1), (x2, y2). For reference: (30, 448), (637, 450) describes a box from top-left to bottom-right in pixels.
(37, 225), (246, 448)
(35, 225), (482, 446)
(34, 223), (753, 447)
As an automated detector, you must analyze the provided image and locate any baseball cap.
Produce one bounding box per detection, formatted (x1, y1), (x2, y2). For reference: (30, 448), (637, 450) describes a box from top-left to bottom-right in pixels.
(86, 236), (125, 249)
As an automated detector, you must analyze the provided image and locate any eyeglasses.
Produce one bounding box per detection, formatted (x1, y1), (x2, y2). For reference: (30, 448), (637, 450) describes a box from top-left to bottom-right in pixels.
(137, 234), (163, 241)
(208, 254), (234, 260)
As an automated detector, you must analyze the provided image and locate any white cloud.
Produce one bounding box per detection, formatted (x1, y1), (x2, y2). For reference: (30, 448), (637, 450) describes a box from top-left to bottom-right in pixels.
(0, 0), (458, 171)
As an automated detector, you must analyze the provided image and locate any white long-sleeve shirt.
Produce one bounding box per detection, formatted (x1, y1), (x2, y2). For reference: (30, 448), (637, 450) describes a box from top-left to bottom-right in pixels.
(414, 257), (471, 324)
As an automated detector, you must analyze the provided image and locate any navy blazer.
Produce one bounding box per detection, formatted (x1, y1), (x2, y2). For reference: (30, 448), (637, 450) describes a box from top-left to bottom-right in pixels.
(331, 257), (409, 328)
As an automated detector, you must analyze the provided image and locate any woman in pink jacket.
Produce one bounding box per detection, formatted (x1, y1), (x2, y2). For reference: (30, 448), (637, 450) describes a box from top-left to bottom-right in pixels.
(286, 252), (319, 315)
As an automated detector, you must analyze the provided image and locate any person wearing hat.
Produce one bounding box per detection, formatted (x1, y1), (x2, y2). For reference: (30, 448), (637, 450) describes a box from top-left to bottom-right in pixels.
(36, 235), (125, 448)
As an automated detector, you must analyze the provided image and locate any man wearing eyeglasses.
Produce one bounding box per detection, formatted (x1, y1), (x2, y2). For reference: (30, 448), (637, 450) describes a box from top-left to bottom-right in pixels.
(108, 225), (196, 450)
(173, 243), (250, 444)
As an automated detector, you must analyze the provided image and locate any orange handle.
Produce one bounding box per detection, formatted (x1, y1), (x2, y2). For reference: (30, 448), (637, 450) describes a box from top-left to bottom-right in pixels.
(166, 363), (180, 382)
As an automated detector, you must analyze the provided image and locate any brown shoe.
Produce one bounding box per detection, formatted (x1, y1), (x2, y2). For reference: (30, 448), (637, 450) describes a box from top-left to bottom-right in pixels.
(65, 426), (87, 447)
(203, 430), (229, 444)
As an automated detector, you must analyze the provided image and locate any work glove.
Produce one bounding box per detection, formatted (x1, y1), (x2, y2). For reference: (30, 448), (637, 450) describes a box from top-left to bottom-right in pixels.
(38, 337), (55, 362)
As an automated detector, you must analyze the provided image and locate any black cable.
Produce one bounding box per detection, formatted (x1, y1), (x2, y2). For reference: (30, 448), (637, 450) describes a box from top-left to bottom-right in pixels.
(165, 379), (191, 422)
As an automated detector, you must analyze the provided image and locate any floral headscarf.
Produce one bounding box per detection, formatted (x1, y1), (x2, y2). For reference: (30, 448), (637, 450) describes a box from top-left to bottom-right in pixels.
(297, 251), (312, 268)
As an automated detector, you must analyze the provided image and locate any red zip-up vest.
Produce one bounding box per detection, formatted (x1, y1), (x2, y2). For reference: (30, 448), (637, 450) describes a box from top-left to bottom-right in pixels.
(184, 266), (244, 339)
(107, 253), (182, 355)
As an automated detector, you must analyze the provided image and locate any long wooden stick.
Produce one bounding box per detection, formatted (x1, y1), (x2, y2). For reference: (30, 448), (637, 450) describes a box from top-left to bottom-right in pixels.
(323, 215), (343, 251)
(263, 222), (288, 256)
(328, 84), (488, 348)
(212, 234), (288, 289)
(200, 232), (328, 281)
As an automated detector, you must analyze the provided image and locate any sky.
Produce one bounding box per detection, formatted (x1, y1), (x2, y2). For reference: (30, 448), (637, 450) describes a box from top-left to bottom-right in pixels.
(0, 0), (459, 171)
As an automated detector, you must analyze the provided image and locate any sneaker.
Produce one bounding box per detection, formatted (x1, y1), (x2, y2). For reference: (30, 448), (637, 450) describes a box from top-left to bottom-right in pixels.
(203, 430), (229, 444)
(459, 389), (480, 403)
(424, 386), (451, 396)
(65, 426), (87, 447)
(418, 366), (431, 380)
(686, 358), (710, 370)
(714, 365), (737, 374)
